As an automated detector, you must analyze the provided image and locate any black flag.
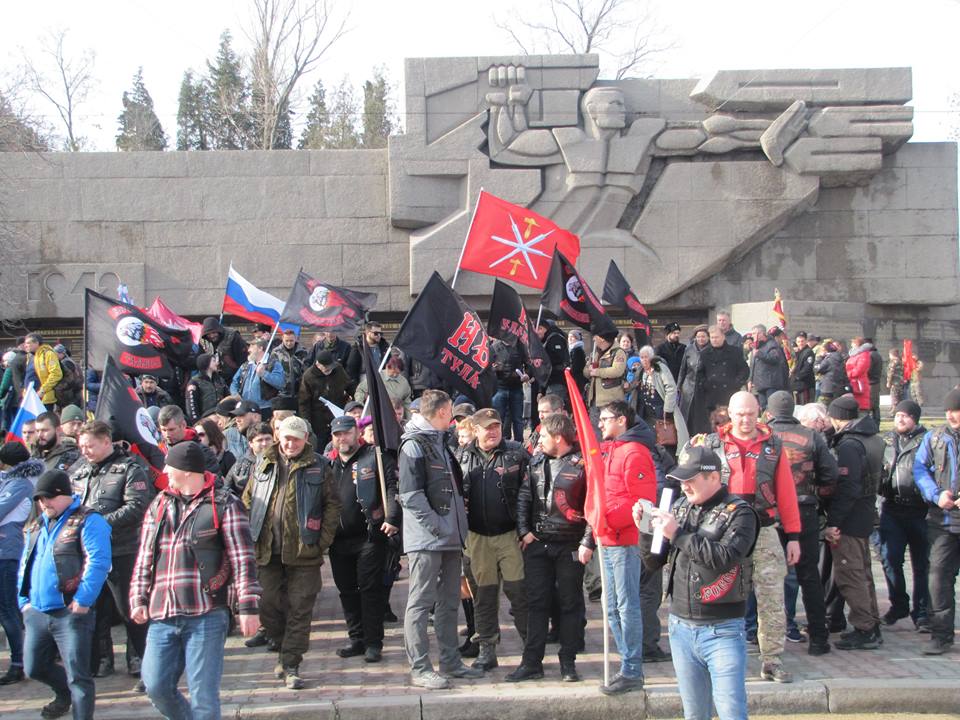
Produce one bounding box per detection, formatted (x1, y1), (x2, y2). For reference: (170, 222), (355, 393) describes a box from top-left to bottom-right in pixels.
(85, 289), (197, 377)
(541, 251), (618, 337)
(363, 342), (402, 452)
(602, 260), (651, 347)
(393, 272), (496, 407)
(278, 270), (377, 338)
(487, 280), (551, 386)
(95, 355), (165, 480)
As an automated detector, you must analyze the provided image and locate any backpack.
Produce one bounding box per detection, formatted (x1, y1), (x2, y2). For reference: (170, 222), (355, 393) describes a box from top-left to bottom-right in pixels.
(54, 358), (83, 406)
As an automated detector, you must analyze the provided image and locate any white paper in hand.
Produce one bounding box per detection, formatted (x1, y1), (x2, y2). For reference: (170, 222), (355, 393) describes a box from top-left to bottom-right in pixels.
(651, 487), (674, 555)
(320, 396), (344, 418)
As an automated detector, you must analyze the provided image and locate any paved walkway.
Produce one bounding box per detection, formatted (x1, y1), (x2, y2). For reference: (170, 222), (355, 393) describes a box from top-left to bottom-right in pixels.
(1, 557), (958, 719)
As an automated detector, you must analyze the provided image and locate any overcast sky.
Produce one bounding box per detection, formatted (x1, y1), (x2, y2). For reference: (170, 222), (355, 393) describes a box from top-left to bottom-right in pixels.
(4, 0), (959, 150)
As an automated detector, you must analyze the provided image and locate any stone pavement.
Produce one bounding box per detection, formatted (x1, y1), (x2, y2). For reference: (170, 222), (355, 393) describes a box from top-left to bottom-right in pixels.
(1, 558), (959, 719)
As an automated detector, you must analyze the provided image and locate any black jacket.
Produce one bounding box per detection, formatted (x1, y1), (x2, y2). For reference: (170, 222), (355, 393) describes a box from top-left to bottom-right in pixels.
(750, 337), (788, 392)
(697, 343), (749, 413)
(880, 425), (928, 513)
(656, 340), (686, 388)
(346, 337), (390, 387)
(200, 320), (248, 385)
(828, 414), (882, 537)
(814, 351), (849, 396)
(540, 323), (569, 386)
(308, 337), (351, 369)
(457, 439), (529, 536)
(641, 487), (759, 623)
(868, 348), (883, 385)
(330, 444), (401, 540)
(517, 448), (593, 547)
(790, 346), (816, 391)
(271, 343), (309, 398)
(768, 416), (838, 506)
(184, 373), (226, 425)
(137, 387), (173, 409)
(298, 363), (351, 440)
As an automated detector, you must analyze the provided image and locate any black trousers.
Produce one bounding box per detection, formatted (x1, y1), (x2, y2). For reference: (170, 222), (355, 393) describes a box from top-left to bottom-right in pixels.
(90, 553), (148, 672)
(521, 539), (585, 668)
(927, 522), (960, 644)
(640, 563), (664, 653)
(329, 534), (388, 649)
(781, 505), (828, 642)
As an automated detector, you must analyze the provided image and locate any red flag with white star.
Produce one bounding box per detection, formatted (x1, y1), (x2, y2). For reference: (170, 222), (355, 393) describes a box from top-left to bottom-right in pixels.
(457, 190), (580, 290)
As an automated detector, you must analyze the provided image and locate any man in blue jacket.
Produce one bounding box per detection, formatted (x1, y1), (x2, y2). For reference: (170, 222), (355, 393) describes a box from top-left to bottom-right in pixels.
(914, 388), (960, 655)
(230, 340), (285, 418)
(18, 469), (111, 720)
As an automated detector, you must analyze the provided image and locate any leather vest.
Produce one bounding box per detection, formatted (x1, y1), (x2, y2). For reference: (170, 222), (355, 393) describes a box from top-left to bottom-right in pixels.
(71, 451), (150, 555)
(401, 434), (460, 517)
(597, 347), (625, 390)
(529, 451), (587, 542)
(702, 432), (781, 519)
(248, 456), (329, 546)
(460, 440), (526, 521)
(881, 429), (926, 508)
(21, 507), (95, 603)
(351, 444), (386, 524)
(771, 425), (818, 504)
(666, 496), (755, 613)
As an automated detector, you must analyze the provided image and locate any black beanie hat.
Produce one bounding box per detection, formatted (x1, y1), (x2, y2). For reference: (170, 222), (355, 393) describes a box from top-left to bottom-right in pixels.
(196, 353), (214, 373)
(766, 390), (795, 419)
(165, 441), (208, 474)
(945, 389), (960, 412)
(33, 469), (73, 499)
(894, 400), (922, 424)
(828, 395), (860, 421)
(0, 441), (30, 467)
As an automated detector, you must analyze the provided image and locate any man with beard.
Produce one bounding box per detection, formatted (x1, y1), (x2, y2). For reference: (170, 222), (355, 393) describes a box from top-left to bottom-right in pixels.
(689, 326), (748, 435)
(655, 323), (685, 386)
(299, 350), (351, 450)
(70, 421), (154, 684)
(346, 322), (390, 390)
(307, 331), (351, 370)
(270, 329), (309, 401)
(32, 412), (80, 473)
(328, 415), (400, 663)
(135, 375), (172, 409)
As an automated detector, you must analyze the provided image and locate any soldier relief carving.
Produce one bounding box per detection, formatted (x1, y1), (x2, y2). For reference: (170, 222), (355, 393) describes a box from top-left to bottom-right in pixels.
(391, 57), (913, 303)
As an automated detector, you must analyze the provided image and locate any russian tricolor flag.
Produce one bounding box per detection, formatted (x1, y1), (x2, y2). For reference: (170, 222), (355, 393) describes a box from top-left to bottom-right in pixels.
(222, 265), (298, 334)
(6, 384), (46, 444)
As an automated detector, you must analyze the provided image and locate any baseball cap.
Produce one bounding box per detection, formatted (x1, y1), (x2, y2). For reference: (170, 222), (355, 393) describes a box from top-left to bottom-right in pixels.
(344, 401), (364, 414)
(453, 403), (476, 420)
(277, 415), (310, 440)
(216, 399), (239, 417)
(331, 415), (358, 434)
(231, 400), (260, 417)
(667, 446), (722, 482)
(33, 469), (73, 499)
(472, 408), (502, 428)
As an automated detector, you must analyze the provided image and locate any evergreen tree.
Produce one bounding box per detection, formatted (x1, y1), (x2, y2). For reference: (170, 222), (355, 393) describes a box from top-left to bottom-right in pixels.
(206, 30), (250, 149)
(298, 79), (329, 149)
(326, 76), (360, 150)
(176, 70), (210, 150)
(361, 66), (395, 149)
(116, 68), (166, 151)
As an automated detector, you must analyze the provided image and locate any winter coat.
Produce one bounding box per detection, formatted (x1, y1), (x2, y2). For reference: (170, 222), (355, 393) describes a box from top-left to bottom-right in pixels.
(271, 343), (309, 398)
(34, 440), (80, 474)
(200, 319), (248, 385)
(585, 345), (627, 408)
(844, 345), (873, 410)
(136, 387), (173, 409)
(0, 458), (45, 560)
(677, 342), (705, 422)
(230, 358), (285, 410)
(354, 371), (412, 408)
(33, 344), (62, 406)
(597, 423), (658, 547)
(540, 323), (570, 387)
(790, 346), (816, 392)
(346, 337), (390, 387)
(308, 337), (351, 369)
(184, 372), (226, 425)
(693, 343), (749, 432)
(636, 357), (689, 449)
(656, 340), (686, 388)
(299, 363), (352, 440)
(749, 337), (789, 393)
(814, 351), (849, 396)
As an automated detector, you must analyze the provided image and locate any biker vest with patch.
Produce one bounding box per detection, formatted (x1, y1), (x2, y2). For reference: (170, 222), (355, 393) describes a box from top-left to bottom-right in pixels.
(530, 450), (587, 541)
(401, 434), (461, 517)
(700, 432), (781, 519)
(20, 506), (95, 603)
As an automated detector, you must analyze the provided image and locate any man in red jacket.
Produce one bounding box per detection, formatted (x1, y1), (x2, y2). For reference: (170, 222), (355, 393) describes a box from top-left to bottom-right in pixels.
(596, 400), (657, 695)
(687, 390), (801, 683)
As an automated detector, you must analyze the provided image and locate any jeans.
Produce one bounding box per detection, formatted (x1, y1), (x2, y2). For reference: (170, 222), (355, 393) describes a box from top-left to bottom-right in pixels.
(669, 615), (748, 720)
(141, 607), (230, 720)
(878, 504), (929, 622)
(404, 550), (461, 674)
(600, 544), (643, 679)
(90, 553), (148, 673)
(0, 559), (23, 666)
(492, 386), (525, 442)
(783, 567), (799, 633)
(23, 606), (96, 720)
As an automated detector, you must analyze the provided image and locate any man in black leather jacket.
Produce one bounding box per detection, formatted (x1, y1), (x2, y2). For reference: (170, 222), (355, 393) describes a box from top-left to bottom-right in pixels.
(506, 413), (593, 684)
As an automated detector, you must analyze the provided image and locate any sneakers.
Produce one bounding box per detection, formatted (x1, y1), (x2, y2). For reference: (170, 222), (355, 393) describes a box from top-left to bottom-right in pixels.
(599, 673), (644, 695)
(785, 626), (805, 643)
(760, 662), (793, 683)
(283, 666), (304, 690)
(881, 609), (909, 626)
(643, 646), (672, 663)
(336, 641), (366, 658)
(0, 664), (24, 685)
(127, 656), (142, 677)
(411, 670), (451, 690)
(588, 587), (602, 603)
(504, 664), (545, 683)
(923, 638), (953, 655)
(244, 628), (269, 648)
(808, 639), (831, 656)
(95, 658), (114, 678)
(835, 625), (882, 650)
(40, 696), (71, 719)
(364, 646), (383, 664)
(442, 663), (484, 679)
(560, 662), (581, 683)
(471, 644), (498, 671)
(273, 662), (285, 680)
(915, 617), (932, 634)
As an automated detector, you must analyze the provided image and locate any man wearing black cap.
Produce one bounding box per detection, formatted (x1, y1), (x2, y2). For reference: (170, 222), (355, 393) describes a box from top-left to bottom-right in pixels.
(878, 400), (930, 632)
(19, 469), (112, 720)
(135, 375), (172, 409)
(765, 391), (838, 655)
(826, 395), (884, 649)
(636, 446), (758, 720)
(71, 420), (154, 680)
(184, 353), (226, 425)
(655, 323), (685, 387)
(200, 317), (248, 385)
(913, 388), (960, 654)
(132, 441), (261, 718)
(328, 415), (400, 663)
(299, 349), (351, 449)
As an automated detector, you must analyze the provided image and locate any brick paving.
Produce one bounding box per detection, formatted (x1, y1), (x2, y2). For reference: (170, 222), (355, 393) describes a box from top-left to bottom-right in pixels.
(0, 556), (956, 717)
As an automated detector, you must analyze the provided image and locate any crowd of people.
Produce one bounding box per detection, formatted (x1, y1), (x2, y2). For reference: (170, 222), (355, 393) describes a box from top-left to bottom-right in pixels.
(0, 315), (952, 720)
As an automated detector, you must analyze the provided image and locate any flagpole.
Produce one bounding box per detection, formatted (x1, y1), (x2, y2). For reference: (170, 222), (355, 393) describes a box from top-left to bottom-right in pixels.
(534, 303), (543, 330)
(82, 290), (90, 414)
(259, 266), (300, 366)
(219, 260), (233, 325)
(596, 539), (611, 689)
(450, 187), (484, 290)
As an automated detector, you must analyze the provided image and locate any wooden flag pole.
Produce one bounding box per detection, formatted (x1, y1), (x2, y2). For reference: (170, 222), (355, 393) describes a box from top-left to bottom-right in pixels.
(450, 187), (484, 290)
(596, 539), (611, 689)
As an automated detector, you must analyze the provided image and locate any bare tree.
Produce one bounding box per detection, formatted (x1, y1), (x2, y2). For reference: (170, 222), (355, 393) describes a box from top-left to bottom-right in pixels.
(495, 0), (673, 79)
(22, 29), (96, 151)
(246, 0), (348, 149)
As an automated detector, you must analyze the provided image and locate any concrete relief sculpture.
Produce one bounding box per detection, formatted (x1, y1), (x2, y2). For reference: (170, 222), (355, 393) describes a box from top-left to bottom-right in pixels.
(391, 56), (913, 303)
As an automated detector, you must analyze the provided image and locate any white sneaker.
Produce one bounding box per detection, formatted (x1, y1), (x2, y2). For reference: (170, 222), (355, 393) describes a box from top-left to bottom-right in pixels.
(411, 670), (451, 690)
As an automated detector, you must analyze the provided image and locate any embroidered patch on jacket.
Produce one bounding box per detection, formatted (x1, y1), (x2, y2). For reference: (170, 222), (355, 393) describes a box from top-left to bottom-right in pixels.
(700, 567), (739, 603)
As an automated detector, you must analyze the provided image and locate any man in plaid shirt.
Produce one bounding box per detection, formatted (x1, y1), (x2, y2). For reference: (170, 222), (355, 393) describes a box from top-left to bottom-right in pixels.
(130, 442), (261, 720)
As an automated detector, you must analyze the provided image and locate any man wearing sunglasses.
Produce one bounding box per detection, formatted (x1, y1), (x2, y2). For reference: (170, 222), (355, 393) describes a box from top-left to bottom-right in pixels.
(346, 322), (390, 389)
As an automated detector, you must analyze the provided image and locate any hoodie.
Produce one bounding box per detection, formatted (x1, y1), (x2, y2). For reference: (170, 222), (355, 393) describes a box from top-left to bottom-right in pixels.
(829, 414), (882, 537)
(0, 458), (45, 560)
(598, 423), (658, 546)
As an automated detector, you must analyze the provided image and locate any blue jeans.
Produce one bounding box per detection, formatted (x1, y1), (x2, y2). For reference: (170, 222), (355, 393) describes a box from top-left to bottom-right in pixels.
(23, 606), (96, 719)
(879, 506), (929, 622)
(600, 544), (643, 679)
(783, 566), (799, 632)
(492, 386), (524, 442)
(0, 559), (23, 666)
(669, 615), (748, 720)
(141, 608), (230, 720)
